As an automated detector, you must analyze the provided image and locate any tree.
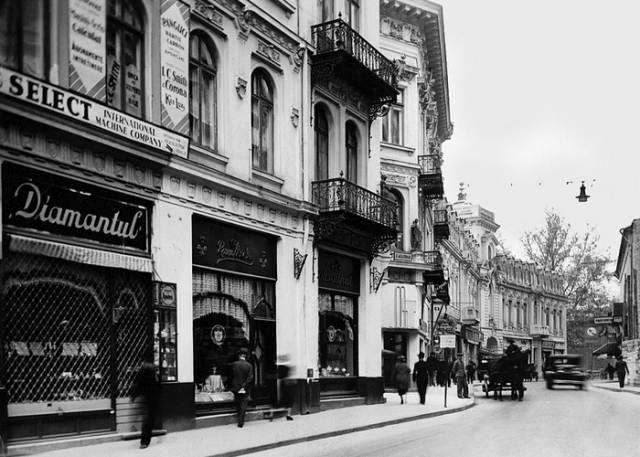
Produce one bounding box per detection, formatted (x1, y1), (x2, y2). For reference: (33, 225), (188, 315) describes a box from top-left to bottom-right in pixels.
(521, 209), (614, 349)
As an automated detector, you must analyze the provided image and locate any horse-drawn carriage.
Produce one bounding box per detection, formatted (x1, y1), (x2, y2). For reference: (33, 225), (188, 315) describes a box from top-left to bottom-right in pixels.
(481, 350), (529, 401)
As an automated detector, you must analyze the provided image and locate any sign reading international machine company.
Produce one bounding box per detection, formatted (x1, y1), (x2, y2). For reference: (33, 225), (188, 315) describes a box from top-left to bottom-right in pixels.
(160, 0), (190, 134)
(192, 217), (277, 280)
(2, 163), (150, 252)
(0, 67), (189, 158)
(69, 0), (106, 99)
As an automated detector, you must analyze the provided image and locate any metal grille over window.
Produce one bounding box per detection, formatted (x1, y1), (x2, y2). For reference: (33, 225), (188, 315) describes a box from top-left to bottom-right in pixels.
(2, 253), (149, 412)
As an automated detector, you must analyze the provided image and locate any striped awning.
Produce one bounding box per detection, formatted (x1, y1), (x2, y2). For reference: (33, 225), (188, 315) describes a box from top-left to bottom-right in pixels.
(8, 234), (153, 272)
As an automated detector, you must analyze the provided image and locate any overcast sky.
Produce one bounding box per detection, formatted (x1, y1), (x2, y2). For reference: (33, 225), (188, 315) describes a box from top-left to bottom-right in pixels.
(435, 0), (640, 266)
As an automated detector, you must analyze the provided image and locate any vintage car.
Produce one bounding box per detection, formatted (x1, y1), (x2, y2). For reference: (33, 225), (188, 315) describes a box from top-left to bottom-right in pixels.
(544, 354), (589, 389)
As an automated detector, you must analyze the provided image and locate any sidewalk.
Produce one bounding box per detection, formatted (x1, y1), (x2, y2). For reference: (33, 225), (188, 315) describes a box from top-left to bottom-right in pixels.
(590, 379), (640, 395)
(12, 385), (475, 457)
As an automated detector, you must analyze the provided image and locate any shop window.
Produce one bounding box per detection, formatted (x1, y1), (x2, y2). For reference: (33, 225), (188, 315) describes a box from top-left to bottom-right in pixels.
(318, 293), (356, 377)
(314, 105), (329, 181)
(0, 0), (49, 80)
(192, 269), (276, 407)
(251, 69), (274, 174)
(189, 32), (217, 150)
(106, 0), (144, 117)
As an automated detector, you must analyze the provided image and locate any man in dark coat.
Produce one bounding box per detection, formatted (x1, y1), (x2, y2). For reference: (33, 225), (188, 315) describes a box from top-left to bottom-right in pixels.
(615, 356), (630, 388)
(229, 348), (254, 427)
(392, 356), (411, 404)
(426, 352), (438, 386)
(413, 352), (429, 405)
(130, 355), (160, 449)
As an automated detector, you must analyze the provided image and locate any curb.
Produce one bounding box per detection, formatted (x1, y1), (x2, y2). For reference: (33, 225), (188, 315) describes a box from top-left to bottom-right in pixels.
(210, 400), (476, 457)
(591, 384), (640, 396)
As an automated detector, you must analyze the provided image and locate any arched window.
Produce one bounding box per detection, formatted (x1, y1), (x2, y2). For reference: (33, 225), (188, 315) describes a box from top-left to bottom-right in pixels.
(107, 0), (144, 117)
(251, 70), (274, 173)
(314, 106), (329, 181)
(190, 33), (217, 150)
(0, 0), (49, 79)
(345, 122), (358, 184)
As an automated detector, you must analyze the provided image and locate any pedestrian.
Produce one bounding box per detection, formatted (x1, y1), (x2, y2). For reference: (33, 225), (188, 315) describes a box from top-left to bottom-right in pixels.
(392, 355), (411, 404)
(277, 354), (297, 421)
(437, 358), (448, 387)
(413, 352), (429, 405)
(615, 356), (630, 388)
(130, 354), (160, 450)
(229, 348), (253, 428)
(451, 353), (469, 399)
(466, 360), (476, 385)
(605, 362), (615, 381)
(426, 351), (438, 386)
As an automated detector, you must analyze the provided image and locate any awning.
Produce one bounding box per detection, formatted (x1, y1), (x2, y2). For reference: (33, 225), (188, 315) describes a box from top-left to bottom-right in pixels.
(8, 234), (153, 273)
(592, 342), (620, 357)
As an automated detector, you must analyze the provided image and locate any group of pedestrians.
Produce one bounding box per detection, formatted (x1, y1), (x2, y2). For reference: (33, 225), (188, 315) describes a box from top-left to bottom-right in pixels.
(605, 356), (630, 388)
(391, 351), (475, 404)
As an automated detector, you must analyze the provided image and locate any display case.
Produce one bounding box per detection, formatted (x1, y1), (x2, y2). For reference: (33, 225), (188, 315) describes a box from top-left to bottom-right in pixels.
(153, 282), (177, 382)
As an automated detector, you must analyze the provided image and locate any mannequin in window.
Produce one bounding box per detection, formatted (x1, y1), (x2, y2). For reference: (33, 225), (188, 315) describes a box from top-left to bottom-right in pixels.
(411, 219), (422, 251)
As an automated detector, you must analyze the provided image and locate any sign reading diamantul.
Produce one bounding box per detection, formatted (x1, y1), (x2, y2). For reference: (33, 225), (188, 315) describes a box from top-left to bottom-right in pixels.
(440, 334), (456, 348)
(0, 68), (189, 157)
(160, 0), (190, 134)
(69, 0), (106, 99)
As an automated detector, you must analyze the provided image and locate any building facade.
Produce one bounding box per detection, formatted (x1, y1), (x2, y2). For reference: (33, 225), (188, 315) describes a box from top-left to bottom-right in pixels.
(0, 0), (404, 447)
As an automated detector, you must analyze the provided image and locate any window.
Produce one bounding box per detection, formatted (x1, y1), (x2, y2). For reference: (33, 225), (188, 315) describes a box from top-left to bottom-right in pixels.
(319, 0), (334, 23)
(0, 0), (49, 79)
(314, 106), (329, 181)
(381, 90), (403, 145)
(388, 190), (404, 249)
(318, 293), (356, 378)
(106, 0), (144, 117)
(342, 0), (360, 31)
(190, 33), (217, 150)
(251, 70), (274, 173)
(345, 122), (358, 183)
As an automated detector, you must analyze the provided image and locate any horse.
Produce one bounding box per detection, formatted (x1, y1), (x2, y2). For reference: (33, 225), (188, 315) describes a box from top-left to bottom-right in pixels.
(489, 350), (528, 401)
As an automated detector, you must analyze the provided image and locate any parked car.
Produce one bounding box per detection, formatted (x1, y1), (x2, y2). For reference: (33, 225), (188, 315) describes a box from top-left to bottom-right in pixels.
(544, 354), (588, 389)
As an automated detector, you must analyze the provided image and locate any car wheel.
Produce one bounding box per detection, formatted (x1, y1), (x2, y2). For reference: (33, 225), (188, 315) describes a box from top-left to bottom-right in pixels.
(546, 381), (553, 390)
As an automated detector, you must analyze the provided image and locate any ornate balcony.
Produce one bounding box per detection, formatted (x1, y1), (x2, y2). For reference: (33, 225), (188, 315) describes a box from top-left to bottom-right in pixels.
(311, 18), (398, 120)
(433, 209), (450, 239)
(418, 154), (444, 199)
(422, 250), (445, 285)
(530, 324), (550, 337)
(462, 306), (480, 325)
(312, 176), (398, 256)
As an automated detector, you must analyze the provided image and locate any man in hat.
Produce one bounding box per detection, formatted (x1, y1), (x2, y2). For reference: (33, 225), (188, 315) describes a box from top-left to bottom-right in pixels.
(413, 352), (429, 405)
(229, 348), (253, 427)
(451, 353), (469, 398)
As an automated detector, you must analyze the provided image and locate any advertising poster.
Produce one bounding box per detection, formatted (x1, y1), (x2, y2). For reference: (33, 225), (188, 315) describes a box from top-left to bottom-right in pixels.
(160, 0), (190, 134)
(69, 0), (106, 99)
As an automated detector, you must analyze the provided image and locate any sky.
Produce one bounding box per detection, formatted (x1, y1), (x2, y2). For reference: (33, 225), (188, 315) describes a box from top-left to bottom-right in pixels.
(434, 0), (640, 267)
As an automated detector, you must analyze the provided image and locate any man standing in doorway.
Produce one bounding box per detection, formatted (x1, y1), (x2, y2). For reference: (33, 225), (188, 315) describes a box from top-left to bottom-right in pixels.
(229, 348), (253, 428)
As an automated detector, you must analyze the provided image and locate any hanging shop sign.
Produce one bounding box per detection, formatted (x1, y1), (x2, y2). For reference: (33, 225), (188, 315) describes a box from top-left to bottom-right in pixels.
(2, 163), (150, 252)
(542, 341), (556, 350)
(0, 67), (189, 157)
(160, 0), (190, 134)
(318, 250), (360, 294)
(192, 216), (277, 280)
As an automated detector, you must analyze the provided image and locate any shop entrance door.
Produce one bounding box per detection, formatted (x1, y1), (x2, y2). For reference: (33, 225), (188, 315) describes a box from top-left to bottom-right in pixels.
(252, 318), (277, 405)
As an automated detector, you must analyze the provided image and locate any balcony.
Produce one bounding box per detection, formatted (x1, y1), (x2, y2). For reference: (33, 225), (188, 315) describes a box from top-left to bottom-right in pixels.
(530, 324), (550, 337)
(312, 176), (398, 256)
(311, 18), (398, 120)
(418, 154), (444, 199)
(462, 306), (480, 325)
(422, 250), (445, 285)
(433, 209), (450, 239)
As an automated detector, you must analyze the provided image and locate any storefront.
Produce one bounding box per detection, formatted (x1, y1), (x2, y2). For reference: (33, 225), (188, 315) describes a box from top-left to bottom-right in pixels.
(191, 216), (278, 413)
(317, 250), (359, 395)
(1, 161), (153, 442)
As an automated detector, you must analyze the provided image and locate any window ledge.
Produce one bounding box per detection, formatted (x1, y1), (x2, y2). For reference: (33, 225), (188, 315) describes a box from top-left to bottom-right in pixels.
(381, 142), (415, 155)
(252, 168), (284, 192)
(189, 144), (229, 172)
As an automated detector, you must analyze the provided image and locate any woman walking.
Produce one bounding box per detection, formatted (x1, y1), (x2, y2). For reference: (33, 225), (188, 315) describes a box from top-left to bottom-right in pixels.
(392, 355), (411, 404)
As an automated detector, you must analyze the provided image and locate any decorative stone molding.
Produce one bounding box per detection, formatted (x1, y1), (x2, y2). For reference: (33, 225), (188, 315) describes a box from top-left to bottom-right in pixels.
(236, 76), (247, 98)
(291, 107), (299, 128)
(257, 39), (281, 65)
(193, 0), (224, 28)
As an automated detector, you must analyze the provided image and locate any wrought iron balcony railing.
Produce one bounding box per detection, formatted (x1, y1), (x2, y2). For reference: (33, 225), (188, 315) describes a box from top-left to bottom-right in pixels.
(418, 154), (444, 199)
(312, 176), (398, 230)
(433, 209), (450, 239)
(311, 18), (397, 119)
(418, 154), (442, 175)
